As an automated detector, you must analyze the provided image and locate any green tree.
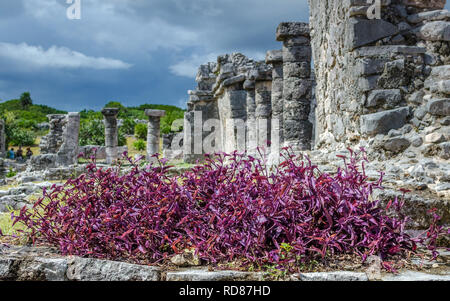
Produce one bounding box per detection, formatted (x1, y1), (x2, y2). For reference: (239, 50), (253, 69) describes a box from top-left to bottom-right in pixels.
(134, 123), (147, 140)
(20, 92), (33, 109)
(121, 118), (137, 135)
(79, 119), (126, 147)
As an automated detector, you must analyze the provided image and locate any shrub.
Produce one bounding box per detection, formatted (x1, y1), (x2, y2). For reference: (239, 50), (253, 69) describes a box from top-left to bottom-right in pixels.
(80, 119), (126, 147)
(121, 118), (137, 136)
(79, 119), (105, 146)
(133, 139), (146, 151)
(9, 128), (36, 146)
(9, 149), (448, 271)
(134, 123), (147, 140)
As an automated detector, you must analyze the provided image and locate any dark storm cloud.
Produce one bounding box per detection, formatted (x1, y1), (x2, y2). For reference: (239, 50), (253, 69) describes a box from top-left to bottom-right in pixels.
(0, 0), (309, 110)
(4, 1), (447, 111)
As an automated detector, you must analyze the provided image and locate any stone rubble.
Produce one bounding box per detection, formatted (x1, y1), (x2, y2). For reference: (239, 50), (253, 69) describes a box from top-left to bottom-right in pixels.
(0, 246), (448, 281)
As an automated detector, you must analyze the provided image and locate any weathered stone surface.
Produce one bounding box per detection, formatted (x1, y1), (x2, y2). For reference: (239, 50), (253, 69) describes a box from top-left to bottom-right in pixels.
(276, 22), (310, 41)
(166, 269), (262, 281)
(356, 58), (387, 76)
(145, 110), (166, 162)
(374, 189), (450, 229)
(102, 108), (120, 164)
(416, 21), (450, 41)
(365, 256), (382, 281)
(427, 99), (450, 116)
(66, 257), (160, 281)
(57, 112), (80, 166)
(407, 9), (450, 24)
(266, 50), (283, 64)
(299, 271), (368, 281)
(360, 107), (410, 136)
(383, 137), (411, 153)
(170, 249), (201, 267)
(0, 257), (16, 280)
(354, 46), (426, 58)
(381, 271), (450, 281)
(366, 89), (402, 108)
(425, 132), (446, 144)
(39, 114), (66, 154)
(401, 0), (446, 9)
(17, 257), (68, 281)
(346, 19), (398, 50)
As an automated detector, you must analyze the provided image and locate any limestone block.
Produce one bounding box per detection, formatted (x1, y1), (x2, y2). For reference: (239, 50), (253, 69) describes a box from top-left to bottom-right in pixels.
(381, 271), (450, 281)
(276, 22), (310, 41)
(366, 89), (403, 108)
(383, 137), (411, 153)
(407, 9), (450, 24)
(299, 271), (368, 281)
(282, 45), (312, 63)
(17, 257), (68, 281)
(429, 65), (450, 80)
(166, 269), (262, 281)
(425, 132), (446, 144)
(401, 0), (446, 9)
(360, 107), (410, 135)
(354, 46), (426, 58)
(283, 62), (311, 78)
(66, 257), (160, 281)
(265, 50), (283, 64)
(416, 21), (450, 41)
(426, 80), (450, 95)
(346, 18), (398, 50)
(356, 58), (387, 76)
(427, 98), (450, 116)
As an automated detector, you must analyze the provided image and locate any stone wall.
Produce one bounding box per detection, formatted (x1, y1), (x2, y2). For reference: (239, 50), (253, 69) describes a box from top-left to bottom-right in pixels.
(39, 114), (66, 154)
(31, 113), (82, 171)
(309, 0), (449, 159)
(183, 62), (219, 163)
(182, 23), (315, 161)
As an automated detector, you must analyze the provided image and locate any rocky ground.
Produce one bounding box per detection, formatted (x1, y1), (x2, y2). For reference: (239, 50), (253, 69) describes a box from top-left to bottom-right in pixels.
(0, 245), (449, 281)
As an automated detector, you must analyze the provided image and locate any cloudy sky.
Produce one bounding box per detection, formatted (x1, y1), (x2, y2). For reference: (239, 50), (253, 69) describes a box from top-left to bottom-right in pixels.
(0, 1), (449, 111)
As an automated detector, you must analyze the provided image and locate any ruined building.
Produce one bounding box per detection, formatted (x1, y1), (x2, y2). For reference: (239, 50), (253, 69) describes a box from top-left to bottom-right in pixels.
(182, 0), (449, 163)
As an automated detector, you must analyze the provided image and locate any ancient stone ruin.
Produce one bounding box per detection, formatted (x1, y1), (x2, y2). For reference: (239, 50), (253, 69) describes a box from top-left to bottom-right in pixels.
(102, 108), (120, 164)
(39, 114), (66, 155)
(31, 113), (81, 170)
(182, 0), (449, 164)
(145, 109), (166, 162)
(309, 0), (449, 158)
(178, 0), (450, 230)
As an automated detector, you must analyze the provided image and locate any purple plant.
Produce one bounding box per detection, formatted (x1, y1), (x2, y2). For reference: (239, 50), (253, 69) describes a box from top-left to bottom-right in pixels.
(8, 148), (448, 271)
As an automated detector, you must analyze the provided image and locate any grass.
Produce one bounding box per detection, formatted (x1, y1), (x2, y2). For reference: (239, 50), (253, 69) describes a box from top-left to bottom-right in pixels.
(0, 210), (24, 238)
(8, 136), (41, 156)
(126, 136), (147, 159)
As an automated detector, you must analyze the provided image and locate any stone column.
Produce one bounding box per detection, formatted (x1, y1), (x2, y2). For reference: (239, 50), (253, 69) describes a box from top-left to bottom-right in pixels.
(254, 68), (273, 149)
(0, 119), (5, 155)
(266, 50), (284, 146)
(101, 108), (119, 164)
(244, 74), (257, 155)
(57, 112), (80, 165)
(145, 109), (166, 162)
(277, 22), (313, 151)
